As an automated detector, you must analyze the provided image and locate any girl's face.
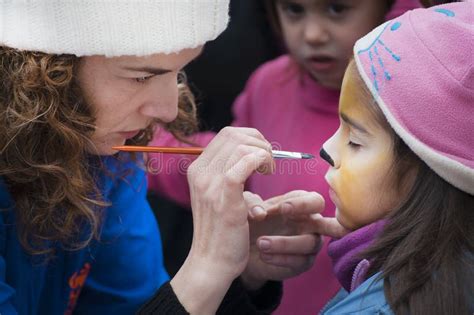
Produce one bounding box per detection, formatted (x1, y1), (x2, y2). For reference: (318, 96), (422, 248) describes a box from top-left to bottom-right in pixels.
(77, 47), (202, 155)
(275, 0), (387, 89)
(322, 67), (400, 230)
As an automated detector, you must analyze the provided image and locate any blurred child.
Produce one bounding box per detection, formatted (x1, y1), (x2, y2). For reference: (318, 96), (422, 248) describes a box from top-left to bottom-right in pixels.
(148, 0), (420, 312)
(318, 3), (473, 313)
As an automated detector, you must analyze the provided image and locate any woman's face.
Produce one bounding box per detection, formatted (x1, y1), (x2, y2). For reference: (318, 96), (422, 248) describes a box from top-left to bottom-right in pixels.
(77, 47), (202, 155)
(322, 67), (400, 230)
(275, 0), (387, 89)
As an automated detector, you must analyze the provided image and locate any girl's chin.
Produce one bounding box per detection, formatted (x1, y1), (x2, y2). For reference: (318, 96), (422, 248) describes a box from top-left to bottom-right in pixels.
(335, 210), (355, 231)
(335, 209), (344, 225)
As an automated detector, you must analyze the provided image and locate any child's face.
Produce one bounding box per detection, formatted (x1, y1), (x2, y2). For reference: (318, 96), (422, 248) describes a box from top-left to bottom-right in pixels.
(77, 47), (202, 155)
(322, 68), (400, 230)
(275, 0), (387, 89)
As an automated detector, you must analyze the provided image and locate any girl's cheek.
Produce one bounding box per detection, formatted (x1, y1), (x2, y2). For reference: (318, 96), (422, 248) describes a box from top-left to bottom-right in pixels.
(336, 167), (357, 206)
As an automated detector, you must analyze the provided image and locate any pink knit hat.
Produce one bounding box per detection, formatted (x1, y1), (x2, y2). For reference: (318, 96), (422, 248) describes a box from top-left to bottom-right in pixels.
(354, 2), (474, 195)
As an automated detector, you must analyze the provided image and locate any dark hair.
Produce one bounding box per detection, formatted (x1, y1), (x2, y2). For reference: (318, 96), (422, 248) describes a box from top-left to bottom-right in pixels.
(0, 46), (198, 255)
(262, 0), (396, 37)
(347, 60), (474, 314)
(420, 0), (461, 7)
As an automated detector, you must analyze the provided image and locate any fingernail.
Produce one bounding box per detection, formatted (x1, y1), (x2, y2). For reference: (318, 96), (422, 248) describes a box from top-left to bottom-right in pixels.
(258, 239), (271, 251)
(250, 206), (265, 217)
(281, 202), (293, 214)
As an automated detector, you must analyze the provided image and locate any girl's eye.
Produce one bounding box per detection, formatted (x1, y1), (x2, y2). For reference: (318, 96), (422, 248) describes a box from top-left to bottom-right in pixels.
(328, 3), (349, 16)
(281, 2), (305, 18)
(135, 75), (154, 83)
(348, 140), (361, 148)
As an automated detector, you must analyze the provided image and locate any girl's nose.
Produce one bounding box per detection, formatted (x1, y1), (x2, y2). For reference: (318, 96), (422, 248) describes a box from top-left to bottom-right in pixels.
(304, 19), (329, 45)
(319, 148), (334, 167)
(321, 131), (340, 168)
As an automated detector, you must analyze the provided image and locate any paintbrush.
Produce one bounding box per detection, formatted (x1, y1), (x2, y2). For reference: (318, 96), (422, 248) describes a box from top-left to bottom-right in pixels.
(112, 145), (315, 159)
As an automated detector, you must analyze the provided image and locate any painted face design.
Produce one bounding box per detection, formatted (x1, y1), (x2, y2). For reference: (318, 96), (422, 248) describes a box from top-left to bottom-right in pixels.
(321, 66), (401, 230)
(275, 0), (388, 89)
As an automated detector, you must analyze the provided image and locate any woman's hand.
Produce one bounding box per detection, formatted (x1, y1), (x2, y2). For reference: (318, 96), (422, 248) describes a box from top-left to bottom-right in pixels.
(240, 190), (328, 290)
(242, 197), (350, 290)
(170, 127), (275, 314)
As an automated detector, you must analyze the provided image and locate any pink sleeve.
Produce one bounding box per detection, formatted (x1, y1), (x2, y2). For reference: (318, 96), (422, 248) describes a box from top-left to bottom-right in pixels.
(147, 128), (215, 207)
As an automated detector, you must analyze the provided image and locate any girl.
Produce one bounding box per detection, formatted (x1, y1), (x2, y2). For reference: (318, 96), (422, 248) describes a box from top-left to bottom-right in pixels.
(0, 1), (326, 314)
(317, 2), (473, 313)
(148, 0), (420, 312)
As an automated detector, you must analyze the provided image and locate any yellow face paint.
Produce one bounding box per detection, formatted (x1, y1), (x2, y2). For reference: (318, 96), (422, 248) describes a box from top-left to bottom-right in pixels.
(323, 66), (400, 230)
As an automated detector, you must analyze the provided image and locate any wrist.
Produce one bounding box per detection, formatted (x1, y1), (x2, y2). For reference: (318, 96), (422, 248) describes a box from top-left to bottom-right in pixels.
(170, 256), (236, 314)
(240, 268), (267, 291)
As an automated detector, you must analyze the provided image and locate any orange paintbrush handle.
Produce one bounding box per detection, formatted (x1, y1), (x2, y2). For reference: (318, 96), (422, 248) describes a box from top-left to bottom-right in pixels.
(112, 145), (204, 155)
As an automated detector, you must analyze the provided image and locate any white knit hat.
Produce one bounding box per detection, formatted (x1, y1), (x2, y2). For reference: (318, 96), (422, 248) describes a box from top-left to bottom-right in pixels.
(0, 0), (230, 57)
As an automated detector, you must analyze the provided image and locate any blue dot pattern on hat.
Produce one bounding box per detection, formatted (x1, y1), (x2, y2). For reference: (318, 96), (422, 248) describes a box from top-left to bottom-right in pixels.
(356, 7), (455, 93)
(434, 8), (455, 17)
(390, 21), (401, 31)
(356, 22), (401, 92)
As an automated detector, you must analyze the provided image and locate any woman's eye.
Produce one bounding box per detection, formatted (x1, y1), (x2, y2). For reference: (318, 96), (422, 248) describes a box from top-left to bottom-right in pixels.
(135, 75), (154, 83)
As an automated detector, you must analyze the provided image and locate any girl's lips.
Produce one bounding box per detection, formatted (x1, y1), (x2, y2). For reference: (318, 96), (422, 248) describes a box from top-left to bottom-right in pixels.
(308, 56), (337, 71)
(328, 187), (339, 205)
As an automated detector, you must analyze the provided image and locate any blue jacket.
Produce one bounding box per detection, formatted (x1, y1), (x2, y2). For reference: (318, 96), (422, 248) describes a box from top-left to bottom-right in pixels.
(321, 273), (393, 315)
(322, 269), (474, 314)
(0, 155), (169, 314)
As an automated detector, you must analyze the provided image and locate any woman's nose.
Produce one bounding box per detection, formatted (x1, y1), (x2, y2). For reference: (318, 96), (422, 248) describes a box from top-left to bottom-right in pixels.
(140, 77), (179, 122)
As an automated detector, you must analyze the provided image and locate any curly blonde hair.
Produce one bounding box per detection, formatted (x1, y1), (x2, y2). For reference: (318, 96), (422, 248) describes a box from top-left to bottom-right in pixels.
(0, 46), (198, 255)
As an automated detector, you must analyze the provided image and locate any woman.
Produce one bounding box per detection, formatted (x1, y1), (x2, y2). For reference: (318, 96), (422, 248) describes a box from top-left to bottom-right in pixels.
(0, 1), (324, 314)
